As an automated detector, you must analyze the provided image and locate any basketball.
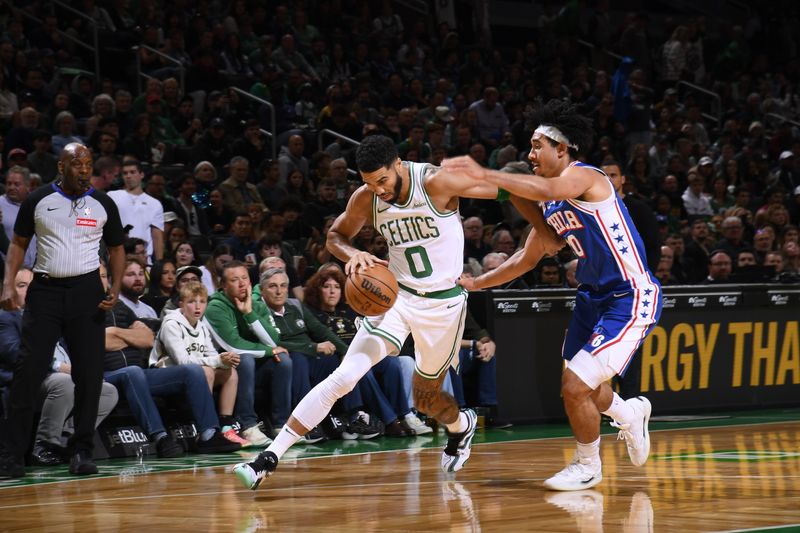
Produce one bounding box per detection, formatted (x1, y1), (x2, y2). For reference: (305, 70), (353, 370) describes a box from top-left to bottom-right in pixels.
(345, 264), (399, 316)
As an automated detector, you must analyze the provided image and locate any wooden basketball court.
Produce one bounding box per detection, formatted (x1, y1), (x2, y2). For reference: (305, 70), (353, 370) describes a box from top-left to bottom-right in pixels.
(1, 409), (798, 532)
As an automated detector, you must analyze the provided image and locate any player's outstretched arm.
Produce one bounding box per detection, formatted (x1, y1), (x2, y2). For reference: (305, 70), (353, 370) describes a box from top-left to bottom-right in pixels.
(442, 156), (594, 202)
(327, 186), (388, 275)
(510, 195), (565, 256)
(460, 231), (548, 291)
(426, 166), (499, 200)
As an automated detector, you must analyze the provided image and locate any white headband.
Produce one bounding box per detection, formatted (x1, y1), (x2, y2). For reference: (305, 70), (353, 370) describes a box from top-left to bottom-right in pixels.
(534, 125), (578, 151)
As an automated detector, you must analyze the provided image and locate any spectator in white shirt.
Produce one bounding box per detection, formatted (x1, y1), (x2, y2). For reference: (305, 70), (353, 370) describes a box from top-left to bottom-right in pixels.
(108, 160), (164, 262)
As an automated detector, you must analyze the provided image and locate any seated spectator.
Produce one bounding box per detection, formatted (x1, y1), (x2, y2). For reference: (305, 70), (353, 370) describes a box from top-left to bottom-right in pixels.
(736, 249), (758, 269)
(51, 111), (83, 155)
(302, 267), (425, 437)
(278, 134), (309, 184)
(200, 244), (235, 295)
(256, 159), (288, 211)
(258, 268), (353, 442)
(450, 311), (511, 429)
(204, 261), (287, 445)
(165, 221), (188, 259)
(150, 282), (248, 446)
(173, 174), (211, 240)
(705, 250), (732, 283)
(0, 268), (118, 467)
(27, 131), (58, 183)
(683, 219), (712, 282)
(218, 156), (265, 212)
(753, 227), (776, 264)
(119, 257), (158, 320)
(482, 252), (529, 289)
(681, 172), (714, 216)
(783, 241), (800, 273)
(251, 235), (303, 297)
(160, 265), (203, 318)
(463, 216), (491, 263)
(172, 241), (199, 269)
(563, 259), (579, 288)
(224, 212), (259, 263)
(141, 259), (178, 316)
(302, 178), (344, 231)
(101, 263), (240, 457)
(714, 216), (751, 260)
(205, 189), (235, 236)
(536, 257), (563, 287)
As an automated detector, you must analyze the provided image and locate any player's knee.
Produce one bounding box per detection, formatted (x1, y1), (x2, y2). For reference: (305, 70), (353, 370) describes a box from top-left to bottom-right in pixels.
(325, 367), (359, 397)
(561, 368), (592, 400)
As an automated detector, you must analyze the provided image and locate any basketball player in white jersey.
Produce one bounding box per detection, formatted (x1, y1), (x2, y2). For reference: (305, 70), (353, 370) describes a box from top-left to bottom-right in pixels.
(233, 135), (561, 489)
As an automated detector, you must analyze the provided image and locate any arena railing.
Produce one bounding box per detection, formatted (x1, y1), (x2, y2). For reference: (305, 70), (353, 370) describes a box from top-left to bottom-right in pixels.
(677, 80), (722, 125)
(318, 129), (361, 179)
(11, 2), (101, 82)
(133, 45), (186, 96)
(229, 87), (276, 162)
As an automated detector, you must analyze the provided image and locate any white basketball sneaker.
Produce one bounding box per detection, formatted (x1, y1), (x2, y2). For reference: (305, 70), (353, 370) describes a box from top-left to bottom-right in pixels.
(440, 409), (478, 473)
(610, 396), (652, 467)
(543, 455), (603, 491)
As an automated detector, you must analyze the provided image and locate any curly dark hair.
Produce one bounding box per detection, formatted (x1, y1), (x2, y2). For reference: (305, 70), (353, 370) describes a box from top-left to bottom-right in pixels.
(355, 134), (398, 173)
(303, 267), (347, 311)
(524, 99), (594, 158)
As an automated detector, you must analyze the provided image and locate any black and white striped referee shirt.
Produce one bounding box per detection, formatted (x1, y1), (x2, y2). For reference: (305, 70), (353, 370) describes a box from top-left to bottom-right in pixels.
(14, 183), (125, 278)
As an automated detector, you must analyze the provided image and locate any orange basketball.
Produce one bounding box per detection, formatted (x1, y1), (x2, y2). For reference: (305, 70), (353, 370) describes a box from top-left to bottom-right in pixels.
(345, 264), (399, 316)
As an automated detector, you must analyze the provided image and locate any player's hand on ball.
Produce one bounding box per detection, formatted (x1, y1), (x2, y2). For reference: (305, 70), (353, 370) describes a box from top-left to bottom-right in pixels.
(441, 156), (487, 181)
(345, 251), (388, 276)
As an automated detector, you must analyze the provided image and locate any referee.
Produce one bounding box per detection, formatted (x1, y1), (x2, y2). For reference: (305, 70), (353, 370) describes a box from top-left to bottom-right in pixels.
(0, 143), (125, 477)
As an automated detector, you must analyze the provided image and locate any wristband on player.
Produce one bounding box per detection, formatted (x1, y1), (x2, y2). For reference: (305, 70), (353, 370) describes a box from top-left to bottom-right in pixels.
(496, 188), (510, 202)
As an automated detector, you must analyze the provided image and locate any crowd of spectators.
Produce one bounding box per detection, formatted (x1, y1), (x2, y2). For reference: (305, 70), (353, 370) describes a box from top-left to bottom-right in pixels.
(1, 0), (800, 462)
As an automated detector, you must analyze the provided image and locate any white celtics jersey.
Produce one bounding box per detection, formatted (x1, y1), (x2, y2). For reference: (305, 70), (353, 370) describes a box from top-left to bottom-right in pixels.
(372, 161), (463, 294)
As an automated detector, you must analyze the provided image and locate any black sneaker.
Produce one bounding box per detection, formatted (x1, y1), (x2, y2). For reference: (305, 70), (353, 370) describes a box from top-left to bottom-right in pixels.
(31, 441), (65, 466)
(0, 452), (25, 478)
(485, 406), (513, 429)
(300, 425), (327, 444)
(321, 414), (347, 440)
(69, 450), (98, 476)
(197, 431), (242, 453)
(233, 450), (278, 490)
(156, 435), (185, 458)
(342, 414), (381, 440)
(384, 419), (414, 437)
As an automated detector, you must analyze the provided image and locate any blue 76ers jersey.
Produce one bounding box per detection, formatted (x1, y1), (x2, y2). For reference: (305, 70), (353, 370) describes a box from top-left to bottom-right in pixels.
(543, 162), (655, 292)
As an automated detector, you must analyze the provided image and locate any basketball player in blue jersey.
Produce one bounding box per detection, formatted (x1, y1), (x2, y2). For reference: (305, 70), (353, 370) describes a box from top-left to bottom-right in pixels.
(447, 99), (662, 491)
(233, 135), (562, 489)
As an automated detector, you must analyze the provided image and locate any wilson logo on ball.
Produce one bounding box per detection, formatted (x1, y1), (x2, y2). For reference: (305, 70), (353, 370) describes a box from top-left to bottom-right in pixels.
(361, 279), (391, 304)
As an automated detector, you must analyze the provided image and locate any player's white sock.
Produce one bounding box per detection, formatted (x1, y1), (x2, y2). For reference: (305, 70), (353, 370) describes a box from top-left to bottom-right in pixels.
(445, 411), (469, 434)
(291, 350), (374, 436)
(576, 436), (601, 460)
(266, 426), (302, 460)
(602, 392), (636, 424)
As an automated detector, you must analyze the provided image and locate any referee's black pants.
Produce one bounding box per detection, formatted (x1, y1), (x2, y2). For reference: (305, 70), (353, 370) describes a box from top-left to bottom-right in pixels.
(2, 270), (106, 458)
